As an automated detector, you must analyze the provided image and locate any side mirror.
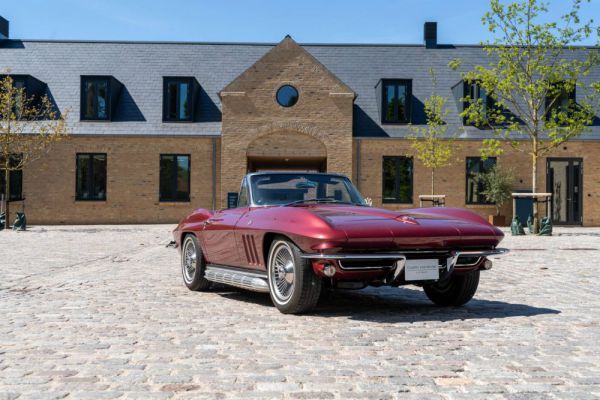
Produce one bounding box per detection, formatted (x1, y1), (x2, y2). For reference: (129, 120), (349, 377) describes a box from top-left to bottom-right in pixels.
(227, 192), (239, 209)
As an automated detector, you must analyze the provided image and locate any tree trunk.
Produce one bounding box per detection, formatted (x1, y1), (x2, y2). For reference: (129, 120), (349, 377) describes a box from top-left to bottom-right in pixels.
(531, 144), (539, 234)
(431, 168), (435, 196)
(3, 167), (9, 230)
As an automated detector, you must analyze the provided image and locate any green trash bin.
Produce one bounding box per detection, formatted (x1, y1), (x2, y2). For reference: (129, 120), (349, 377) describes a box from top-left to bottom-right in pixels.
(12, 212), (26, 231)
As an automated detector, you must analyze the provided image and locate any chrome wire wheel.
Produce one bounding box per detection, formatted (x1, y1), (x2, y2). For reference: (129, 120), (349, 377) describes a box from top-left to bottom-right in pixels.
(268, 241), (295, 304)
(182, 237), (197, 284)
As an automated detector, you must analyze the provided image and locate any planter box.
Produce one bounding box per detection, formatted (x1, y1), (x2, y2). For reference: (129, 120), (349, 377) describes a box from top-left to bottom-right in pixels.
(488, 215), (506, 226)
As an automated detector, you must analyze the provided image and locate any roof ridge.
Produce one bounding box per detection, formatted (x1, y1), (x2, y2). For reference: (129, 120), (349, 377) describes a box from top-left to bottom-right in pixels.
(3, 39), (598, 49)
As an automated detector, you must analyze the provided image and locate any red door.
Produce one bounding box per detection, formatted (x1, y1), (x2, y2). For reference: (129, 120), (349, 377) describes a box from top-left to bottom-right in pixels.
(201, 207), (248, 266)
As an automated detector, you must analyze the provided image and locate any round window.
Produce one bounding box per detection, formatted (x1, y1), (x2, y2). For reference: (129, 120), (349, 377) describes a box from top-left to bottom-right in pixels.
(276, 85), (299, 107)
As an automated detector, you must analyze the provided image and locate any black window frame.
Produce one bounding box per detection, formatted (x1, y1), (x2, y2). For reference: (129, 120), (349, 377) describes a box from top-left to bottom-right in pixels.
(0, 74), (48, 120)
(465, 156), (497, 205)
(463, 81), (495, 126)
(275, 84), (299, 108)
(75, 153), (107, 201)
(545, 83), (576, 122)
(0, 154), (23, 202)
(80, 76), (113, 121)
(159, 154), (191, 202)
(163, 77), (195, 122)
(382, 156), (413, 204)
(381, 79), (412, 124)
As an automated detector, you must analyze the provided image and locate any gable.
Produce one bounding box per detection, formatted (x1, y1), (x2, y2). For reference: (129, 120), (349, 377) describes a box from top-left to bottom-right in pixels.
(220, 36), (355, 97)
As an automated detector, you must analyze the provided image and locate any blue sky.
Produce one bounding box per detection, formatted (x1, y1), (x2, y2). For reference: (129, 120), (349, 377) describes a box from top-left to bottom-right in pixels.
(3, 0), (599, 44)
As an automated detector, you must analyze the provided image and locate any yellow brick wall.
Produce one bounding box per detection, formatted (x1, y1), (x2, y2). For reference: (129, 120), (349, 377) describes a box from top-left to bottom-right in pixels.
(14, 135), (600, 226)
(356, 138), (600, 226)
(220, 37), (354, 206)
(19, 136), (218, 224)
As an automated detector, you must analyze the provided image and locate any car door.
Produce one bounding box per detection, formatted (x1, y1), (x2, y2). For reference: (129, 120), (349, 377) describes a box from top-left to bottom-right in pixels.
(202, 207), (248, 266)
(201, 178), (251, 267)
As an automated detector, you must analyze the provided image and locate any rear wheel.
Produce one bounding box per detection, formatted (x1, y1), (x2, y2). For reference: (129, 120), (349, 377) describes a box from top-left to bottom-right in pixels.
(181, 235), (211, 292)
(423, 270), (480, 306)
(267, 237), (321, 314)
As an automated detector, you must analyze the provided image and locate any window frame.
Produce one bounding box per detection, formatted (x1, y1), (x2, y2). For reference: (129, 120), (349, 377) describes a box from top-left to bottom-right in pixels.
(381, 79), (412, 124)
(80, 76), (112, 121)
(159, 154), (191, 202)
(0, 154), (23, 202)
(75, 152), (107, 201)
(463, 81), (491, 126)
(465, 156), (497, 205)
(545, 83), (576, 122)
(382, 156), (414, 204)
(163, 77), (195, 122)
(237, 177), (250, 207)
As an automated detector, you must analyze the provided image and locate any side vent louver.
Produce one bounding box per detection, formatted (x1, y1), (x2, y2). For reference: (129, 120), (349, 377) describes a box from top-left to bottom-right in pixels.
(242, 234), (260, 265)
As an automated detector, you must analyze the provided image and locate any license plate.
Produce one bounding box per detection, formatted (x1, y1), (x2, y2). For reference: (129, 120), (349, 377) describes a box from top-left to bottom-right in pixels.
(405, 259), (439, 281)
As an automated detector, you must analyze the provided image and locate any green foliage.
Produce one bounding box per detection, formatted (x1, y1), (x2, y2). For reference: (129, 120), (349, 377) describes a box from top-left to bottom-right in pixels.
(1, 72), (69, 228)
(409, 69), (457, 195)
(475, 166), (515, 216)
(449, 0), (599, 231)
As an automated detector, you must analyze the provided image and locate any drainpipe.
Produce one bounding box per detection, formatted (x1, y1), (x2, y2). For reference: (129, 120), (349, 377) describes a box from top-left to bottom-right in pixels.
(211, 137), (217, 210)
(355, 140), (361, 190)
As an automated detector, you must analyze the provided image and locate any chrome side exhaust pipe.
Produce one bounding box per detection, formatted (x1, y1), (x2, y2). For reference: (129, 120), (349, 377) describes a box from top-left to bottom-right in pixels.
(481, 259), (493, 270)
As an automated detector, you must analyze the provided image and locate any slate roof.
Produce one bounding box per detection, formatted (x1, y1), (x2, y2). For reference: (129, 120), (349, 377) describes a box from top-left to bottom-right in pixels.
(1, 39), (599, 139)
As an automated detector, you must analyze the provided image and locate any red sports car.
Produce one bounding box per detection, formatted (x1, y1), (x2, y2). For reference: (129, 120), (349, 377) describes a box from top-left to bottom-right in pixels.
(173, 172), (508, 314)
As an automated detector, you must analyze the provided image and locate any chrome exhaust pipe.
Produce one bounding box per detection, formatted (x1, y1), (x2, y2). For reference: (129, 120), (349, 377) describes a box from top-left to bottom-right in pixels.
(204, 265), (270, 293)
(481, 260), (493, 270)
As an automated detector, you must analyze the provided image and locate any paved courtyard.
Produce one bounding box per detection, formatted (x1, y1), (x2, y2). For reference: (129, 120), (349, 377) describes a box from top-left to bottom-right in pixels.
(1, 225), (599, 399)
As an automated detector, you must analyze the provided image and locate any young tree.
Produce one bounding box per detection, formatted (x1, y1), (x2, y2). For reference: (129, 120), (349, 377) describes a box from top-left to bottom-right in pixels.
(409, 69), (457, 195)
(449, 0), (599, 232)
(476, 165), (515, 217)
(0, 74), (69, 228)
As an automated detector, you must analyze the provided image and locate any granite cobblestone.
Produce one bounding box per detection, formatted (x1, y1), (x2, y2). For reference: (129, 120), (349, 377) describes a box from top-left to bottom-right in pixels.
(1, 225), (599, 399)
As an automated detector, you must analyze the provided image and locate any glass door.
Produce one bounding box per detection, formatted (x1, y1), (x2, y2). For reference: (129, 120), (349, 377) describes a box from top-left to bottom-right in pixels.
(547, 158), (583, 225)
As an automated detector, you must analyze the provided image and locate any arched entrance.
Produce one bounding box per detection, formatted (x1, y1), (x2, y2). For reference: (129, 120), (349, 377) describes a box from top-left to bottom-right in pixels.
(246, 131), (327, 173)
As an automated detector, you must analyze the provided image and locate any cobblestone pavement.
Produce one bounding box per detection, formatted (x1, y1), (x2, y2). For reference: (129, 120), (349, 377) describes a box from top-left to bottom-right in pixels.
(1, 225), (599, 399)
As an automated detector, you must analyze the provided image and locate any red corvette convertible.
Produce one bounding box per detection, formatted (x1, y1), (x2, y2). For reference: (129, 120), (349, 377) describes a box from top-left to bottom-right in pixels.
(173, 172), (508, 314)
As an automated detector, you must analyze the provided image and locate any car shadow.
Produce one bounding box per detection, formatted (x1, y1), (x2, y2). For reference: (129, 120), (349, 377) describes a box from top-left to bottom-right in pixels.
(211, 285), (560, 323)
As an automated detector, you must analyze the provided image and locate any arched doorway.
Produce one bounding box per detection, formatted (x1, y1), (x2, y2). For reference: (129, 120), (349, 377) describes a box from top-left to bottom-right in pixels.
(246, 131), (327, 173)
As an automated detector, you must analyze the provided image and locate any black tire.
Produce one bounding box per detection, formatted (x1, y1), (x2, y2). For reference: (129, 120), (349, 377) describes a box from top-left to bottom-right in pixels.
(423, 270), (480, 306)
(181, 234), (211, 292)
(267, 237), (322, 314)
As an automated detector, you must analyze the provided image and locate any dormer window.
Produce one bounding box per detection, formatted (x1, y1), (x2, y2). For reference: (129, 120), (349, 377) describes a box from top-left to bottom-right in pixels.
(163, 77), (198, 122)
(463, 81), (494, 125)
(0, 74), (47, 118)
(80, 76), (122, 121)
(453, 80), (512, 127)
(380, 79), (412, 124)
(546, 83), (576, 122)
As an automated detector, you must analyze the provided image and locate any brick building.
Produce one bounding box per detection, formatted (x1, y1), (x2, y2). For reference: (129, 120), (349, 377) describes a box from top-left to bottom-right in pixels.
(1, 19), (599, 225)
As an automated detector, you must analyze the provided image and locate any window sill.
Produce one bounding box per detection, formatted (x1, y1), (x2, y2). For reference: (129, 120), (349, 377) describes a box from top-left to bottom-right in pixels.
(75, 199), (107, 203)
(159, 201), (191, 205)
(465, 204), (496, 208)
(381, 121), (410, 125)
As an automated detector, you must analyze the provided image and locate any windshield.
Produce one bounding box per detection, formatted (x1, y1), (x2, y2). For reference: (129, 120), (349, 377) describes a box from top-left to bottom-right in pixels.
(249, 173), (366, 206)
